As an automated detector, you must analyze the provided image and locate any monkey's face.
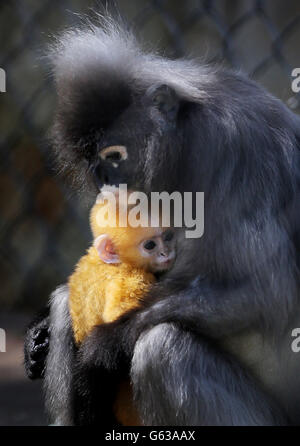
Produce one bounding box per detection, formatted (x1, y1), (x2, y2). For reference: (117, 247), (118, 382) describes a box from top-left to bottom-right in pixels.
(140, 229), (176, 273)
(91, 85), (181, 193)
(53, 61), (183, 195)
(123, 229), (176, 273)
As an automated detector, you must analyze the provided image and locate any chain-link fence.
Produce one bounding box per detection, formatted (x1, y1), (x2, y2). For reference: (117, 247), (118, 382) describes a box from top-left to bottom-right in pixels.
(1, 0), (300, 311)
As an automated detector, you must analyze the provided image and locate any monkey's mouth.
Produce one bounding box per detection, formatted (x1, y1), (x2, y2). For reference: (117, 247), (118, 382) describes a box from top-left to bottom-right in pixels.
(93, 172), (132, 191)
(92, 163), (119, 190)
(158, 258), (175, 271)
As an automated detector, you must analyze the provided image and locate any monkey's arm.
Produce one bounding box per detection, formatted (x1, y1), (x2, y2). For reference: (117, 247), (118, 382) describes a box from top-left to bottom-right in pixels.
(130, 274), (291, 343)
(135, 278), (263, 335)
(79, 271), (290, 370)
(24, 306), (50, 379)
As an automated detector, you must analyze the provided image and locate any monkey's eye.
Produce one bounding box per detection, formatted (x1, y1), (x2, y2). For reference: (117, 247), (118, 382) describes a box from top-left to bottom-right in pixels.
(143, 240), (156, 251)
(105, 152), (122, 162)
(100, 145), (128, 164)
(163, 230), (174, 242)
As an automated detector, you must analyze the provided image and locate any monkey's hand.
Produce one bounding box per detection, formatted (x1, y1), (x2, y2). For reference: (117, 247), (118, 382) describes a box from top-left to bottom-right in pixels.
(78, 312), (139, 373)
(24, 309), (50, 380)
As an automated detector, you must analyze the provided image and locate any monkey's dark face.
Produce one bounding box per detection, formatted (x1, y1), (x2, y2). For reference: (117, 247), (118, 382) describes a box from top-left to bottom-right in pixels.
(91, 85), (181, 192)
(53, 75), (183, 195)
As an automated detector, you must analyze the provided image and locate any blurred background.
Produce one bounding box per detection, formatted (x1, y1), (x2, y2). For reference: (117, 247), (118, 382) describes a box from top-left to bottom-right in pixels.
(0, 0), (300, 426)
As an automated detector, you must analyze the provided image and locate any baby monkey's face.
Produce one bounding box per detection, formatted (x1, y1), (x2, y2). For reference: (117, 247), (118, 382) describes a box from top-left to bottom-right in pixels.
(139, 229), (176, 273)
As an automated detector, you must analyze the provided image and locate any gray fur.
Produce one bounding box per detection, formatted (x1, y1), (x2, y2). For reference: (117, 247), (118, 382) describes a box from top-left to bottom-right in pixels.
(131, 324), (286, 426)
(44, 285), (74, 426)
(49, 15), (214, 103)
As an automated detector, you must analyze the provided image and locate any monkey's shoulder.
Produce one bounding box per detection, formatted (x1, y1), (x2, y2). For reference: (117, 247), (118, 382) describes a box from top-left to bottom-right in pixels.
(70, 246), (116, 284)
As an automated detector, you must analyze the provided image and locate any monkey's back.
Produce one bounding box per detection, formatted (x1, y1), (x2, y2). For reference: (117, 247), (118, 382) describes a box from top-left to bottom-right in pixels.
(68, 246), (155, 344)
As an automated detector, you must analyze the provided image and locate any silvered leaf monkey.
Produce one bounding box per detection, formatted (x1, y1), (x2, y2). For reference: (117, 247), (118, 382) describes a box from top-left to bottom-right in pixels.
(25, 15), (300, 425)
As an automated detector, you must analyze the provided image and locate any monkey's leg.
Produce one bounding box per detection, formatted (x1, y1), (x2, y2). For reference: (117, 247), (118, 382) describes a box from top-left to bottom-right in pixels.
(131, 323), (287, 426)
(72, 360), (122, 426)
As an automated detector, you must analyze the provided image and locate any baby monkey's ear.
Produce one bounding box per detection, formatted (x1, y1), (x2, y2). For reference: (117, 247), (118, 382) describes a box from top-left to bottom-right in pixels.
(94, 234), (120, 264)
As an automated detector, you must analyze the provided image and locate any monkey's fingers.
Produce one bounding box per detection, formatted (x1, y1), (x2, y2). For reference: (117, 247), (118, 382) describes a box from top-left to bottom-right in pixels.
(24, 328), (49, 379)
(31, 338), (49, 360)
(25, 358), (46, 380)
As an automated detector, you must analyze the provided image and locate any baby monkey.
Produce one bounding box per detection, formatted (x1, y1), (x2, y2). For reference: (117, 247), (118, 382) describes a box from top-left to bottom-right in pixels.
(69, 188), (176, 344)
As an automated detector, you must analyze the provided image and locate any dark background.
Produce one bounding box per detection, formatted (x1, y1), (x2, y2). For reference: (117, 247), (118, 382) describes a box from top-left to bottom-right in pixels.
(0, 0), (299, 426)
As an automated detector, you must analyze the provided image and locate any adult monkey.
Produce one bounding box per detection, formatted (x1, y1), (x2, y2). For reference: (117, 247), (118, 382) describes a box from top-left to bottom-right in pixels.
(24, 16), (300, 425)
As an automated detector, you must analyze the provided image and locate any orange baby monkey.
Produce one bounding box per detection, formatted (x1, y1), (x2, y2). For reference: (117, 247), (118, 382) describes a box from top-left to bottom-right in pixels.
(68, 188), (176, 425)
(69, 189), (176, 344)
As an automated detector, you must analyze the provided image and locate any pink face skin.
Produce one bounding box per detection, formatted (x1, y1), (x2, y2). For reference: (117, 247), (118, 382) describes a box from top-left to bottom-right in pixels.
(138, 229), (176, 273)
(94, 229), (176, 273)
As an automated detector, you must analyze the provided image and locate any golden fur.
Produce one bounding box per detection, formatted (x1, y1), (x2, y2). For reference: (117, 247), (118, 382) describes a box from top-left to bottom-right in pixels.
(69, 196), (158, 344)
(69, 246), (154, 344)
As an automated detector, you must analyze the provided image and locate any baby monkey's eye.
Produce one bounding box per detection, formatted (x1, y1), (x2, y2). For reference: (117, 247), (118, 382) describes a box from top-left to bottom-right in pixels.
(143, 240), (156, 251)
(163, 230), (174, 242)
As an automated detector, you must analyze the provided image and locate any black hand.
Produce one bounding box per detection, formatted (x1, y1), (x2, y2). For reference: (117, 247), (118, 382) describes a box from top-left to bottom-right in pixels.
(24, 308), (50, 380)
(79, 312), (139, 373)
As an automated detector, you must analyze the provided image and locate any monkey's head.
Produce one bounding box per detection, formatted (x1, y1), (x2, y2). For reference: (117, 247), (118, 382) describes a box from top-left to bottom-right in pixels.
(91, 83), (181, 193)
(89, 189), (176, 273)
(49, 18), (195, 196)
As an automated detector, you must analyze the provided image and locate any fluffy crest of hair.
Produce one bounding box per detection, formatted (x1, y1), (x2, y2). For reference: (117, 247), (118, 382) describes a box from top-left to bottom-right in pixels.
(48, 14), (214, 102)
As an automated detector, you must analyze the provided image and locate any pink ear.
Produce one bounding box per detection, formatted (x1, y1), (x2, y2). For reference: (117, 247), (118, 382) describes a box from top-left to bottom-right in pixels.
(94, 235), (120, 264)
